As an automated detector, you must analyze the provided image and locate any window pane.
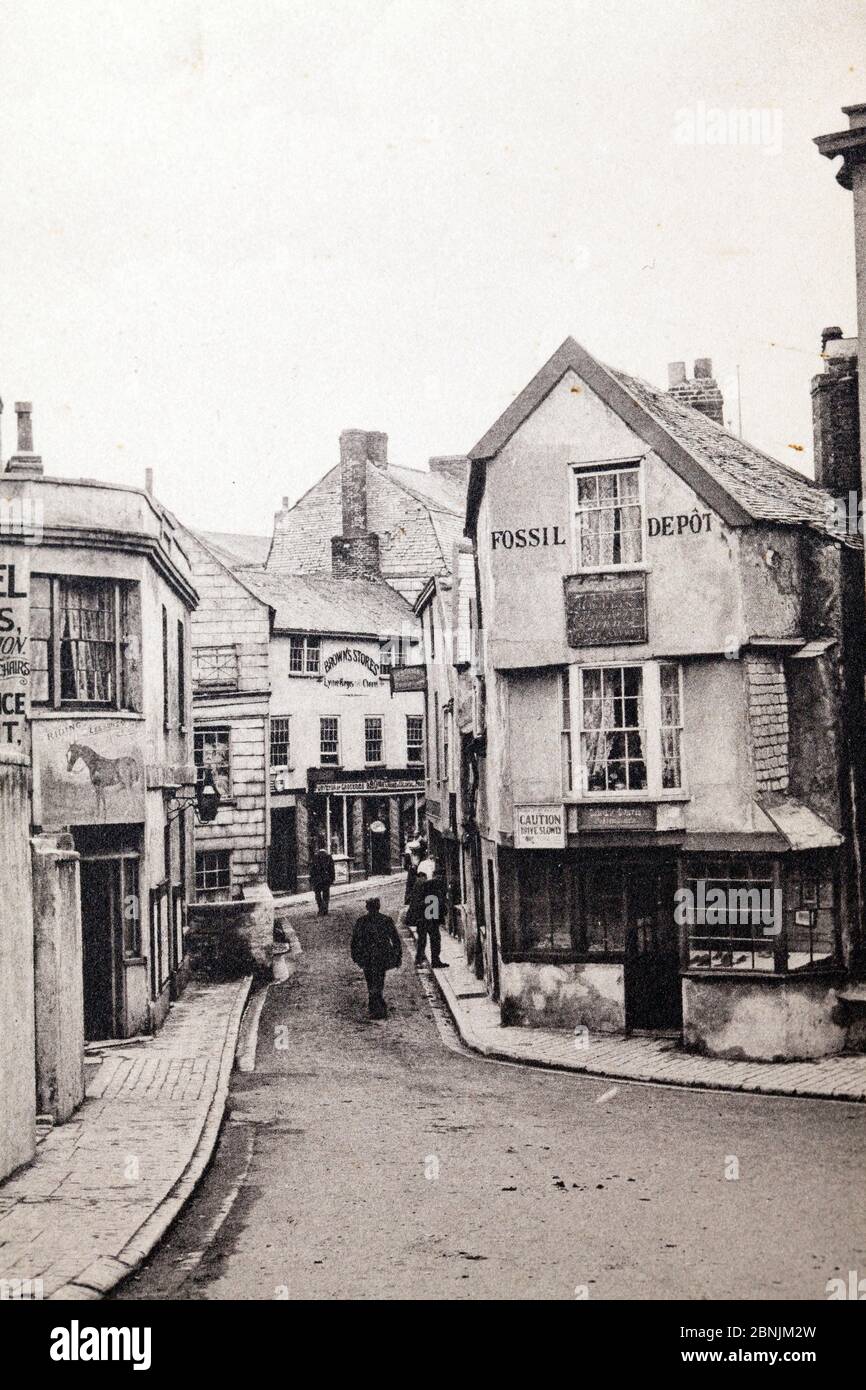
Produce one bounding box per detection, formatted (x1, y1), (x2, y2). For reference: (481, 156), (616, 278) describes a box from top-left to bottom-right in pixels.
(194, 728), (231, 796)
(59, 578), (116, 703)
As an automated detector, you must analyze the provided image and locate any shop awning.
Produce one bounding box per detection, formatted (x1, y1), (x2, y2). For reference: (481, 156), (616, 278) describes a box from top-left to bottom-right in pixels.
(758, 799), (843, 851)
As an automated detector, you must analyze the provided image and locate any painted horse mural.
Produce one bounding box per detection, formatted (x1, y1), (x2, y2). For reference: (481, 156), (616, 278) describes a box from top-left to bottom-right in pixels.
(66, 743), (141, 819)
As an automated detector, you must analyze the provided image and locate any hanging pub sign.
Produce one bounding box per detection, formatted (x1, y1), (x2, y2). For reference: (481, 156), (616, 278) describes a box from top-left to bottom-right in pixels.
(564, 571), (647, 646)
(322, 645), (380, 694)
(514, 804), (566, 849)
(0, 552), (30, 758)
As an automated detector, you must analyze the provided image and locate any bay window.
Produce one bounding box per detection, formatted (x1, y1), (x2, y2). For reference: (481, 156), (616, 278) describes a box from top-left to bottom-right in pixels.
(574, 662), (684, 796)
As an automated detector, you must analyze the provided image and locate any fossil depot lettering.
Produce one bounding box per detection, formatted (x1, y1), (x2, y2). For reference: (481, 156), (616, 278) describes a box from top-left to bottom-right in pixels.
(490, 526), (566, 550)
(649, 510), (713, 537)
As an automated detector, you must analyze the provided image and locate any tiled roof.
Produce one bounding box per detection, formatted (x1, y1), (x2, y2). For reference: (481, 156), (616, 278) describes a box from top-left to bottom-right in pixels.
(467, 337), (856, 545)
(197, 531), (271, 569)
(609, 369), (843, 536)
(266, 461), (468, 578)
(242, 571), (416, 637)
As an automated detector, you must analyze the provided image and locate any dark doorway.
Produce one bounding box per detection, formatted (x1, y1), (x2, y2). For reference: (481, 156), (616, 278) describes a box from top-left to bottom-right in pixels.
(269, 807), (297, 893)
(80, 858), (125, 1041)
(365, 800), (390, 876)
(486, 859), (500, 1002)
(624, 865), (682, 1031)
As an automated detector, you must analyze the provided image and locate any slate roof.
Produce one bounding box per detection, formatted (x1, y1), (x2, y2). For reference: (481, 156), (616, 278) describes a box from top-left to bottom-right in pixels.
(197, 531), (271, 569)
(467, 337), (855, 545)
(242, 571), (416, 637)
(266, 461), (468, 579)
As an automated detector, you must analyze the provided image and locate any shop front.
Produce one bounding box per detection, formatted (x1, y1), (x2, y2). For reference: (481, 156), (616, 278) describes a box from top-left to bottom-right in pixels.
(494, 838), (847, 1057)
(299, 767), (425, 888)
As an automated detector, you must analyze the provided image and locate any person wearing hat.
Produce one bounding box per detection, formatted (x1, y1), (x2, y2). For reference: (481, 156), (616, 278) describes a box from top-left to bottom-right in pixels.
(350, 896), (403, 1020)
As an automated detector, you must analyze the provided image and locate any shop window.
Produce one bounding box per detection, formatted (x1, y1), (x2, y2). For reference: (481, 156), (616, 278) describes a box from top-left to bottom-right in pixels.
(364, 716), (384, 765)
(683, 857), (779, 971)
(194, 726), (231, 797)
(320, 716), (340, 766)
(573, 462), (643, 569)
(406, 715), (424, 764)
(29, 575), (141, 710)
(289, 635), (320, 675)
(580, 665), (647, 792)
(579, 862), (627, 954)
(193, 645), (238, 692)
(270, 716), (291, 770)
(195, 849), (232, 901)
(785, 857), (837, 969)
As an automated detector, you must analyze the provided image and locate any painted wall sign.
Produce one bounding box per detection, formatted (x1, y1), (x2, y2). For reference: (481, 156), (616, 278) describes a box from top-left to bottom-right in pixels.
(35, 719), (145, 826)
(564, 571), (647, 646)
(514, 804), (566, 848)
(490, 526), (566, 551)
(648, 511), (713, 537)
(0, 553), (30, 756)
(578, 803), (656, 831)
(322, 646), (380, 694)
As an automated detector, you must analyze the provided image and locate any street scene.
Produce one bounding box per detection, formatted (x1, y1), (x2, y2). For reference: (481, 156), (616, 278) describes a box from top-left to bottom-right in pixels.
(0, 0), (865, 1347)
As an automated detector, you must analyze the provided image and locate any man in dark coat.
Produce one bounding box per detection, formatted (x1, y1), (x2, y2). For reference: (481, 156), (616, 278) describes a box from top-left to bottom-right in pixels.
(407, 861), (449, 969)
(351, 897), (403, 1019)
(309, 840), (336, 915)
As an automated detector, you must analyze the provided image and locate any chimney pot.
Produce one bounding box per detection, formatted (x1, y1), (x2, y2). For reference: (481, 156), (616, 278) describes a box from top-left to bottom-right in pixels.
(282, 495), (289, 509)
(145, 468), (154, 494)
(821, 325), (844, 352)
(694, 358), (713, 380)
(15, 402), (33, 454)
(667, 362), (686, 387)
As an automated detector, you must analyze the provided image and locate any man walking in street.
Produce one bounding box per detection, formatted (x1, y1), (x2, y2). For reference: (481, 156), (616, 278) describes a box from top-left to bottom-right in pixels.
(350, 897), (403, 1020)
(408, 857), (450, 970)
(310, 840), (336, 916)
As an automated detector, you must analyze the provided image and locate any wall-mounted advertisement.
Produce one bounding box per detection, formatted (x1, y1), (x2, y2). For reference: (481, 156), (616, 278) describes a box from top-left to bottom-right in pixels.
(34, 718), (145, 826)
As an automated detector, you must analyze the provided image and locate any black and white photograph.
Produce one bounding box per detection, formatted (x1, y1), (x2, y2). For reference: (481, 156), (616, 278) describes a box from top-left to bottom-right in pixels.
(0, 0), (864, 1357)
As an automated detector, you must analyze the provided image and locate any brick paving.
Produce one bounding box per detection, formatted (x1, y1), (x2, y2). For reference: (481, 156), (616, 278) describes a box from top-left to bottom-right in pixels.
(424, 926), (866, 1102)
(0, 978), (251, 1300)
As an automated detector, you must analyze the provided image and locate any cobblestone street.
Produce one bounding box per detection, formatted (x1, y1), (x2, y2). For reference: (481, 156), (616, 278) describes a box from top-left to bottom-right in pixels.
(118, 882), (866, 1302)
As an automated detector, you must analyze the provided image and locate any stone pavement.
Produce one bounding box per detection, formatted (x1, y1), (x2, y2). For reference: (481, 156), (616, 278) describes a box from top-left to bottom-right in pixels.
(419, 924), (866, 1103)
(0, 977), (251, 1300)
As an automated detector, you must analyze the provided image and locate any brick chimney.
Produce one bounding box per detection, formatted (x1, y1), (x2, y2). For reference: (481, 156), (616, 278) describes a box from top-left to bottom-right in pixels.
(331, 429), (381, 579)
(5, 401), (44, 476)
(666, 358), (725, 426)
(811, 327), (860, 495)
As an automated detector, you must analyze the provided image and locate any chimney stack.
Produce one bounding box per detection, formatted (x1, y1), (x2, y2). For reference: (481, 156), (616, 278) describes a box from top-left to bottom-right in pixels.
(331, 429), (382, 579)
(811, 327), (860, 495)
(145, 468), (154, 494)
(5, 401), (43, 476)
(666, 358), (725, 426)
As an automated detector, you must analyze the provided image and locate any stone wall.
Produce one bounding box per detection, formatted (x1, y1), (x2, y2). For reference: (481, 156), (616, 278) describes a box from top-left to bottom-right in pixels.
(0, 760), (36, 1180)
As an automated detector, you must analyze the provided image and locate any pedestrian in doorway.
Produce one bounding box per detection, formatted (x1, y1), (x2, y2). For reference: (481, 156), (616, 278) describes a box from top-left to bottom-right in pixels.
(408, 858), (449, 969)
(404, 835), (427, 906)
(310, 839), (336, 915)
(350, 897), (403, 1020)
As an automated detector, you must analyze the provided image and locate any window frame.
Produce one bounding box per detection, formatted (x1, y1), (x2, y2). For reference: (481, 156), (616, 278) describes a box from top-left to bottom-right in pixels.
(192, 644), (239, 693)
(364, 715), (385, 766)
(193, 725), (232, 799)
(319, 715), (341, 767)
(572, 660), (686, 800)
(269, 715), (291, 771)
(195, 849), (232, 902)
(29, 574), (138, 712)
(570, 458), (647, 575)
(288, 635), (321, 677)
(406, 714), (424, 765)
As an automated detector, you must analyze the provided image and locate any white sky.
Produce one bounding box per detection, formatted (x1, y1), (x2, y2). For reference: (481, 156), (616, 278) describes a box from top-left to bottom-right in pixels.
(0, 0), (862, 536)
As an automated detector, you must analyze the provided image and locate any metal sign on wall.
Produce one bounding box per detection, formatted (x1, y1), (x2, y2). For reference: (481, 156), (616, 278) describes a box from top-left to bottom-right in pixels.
(514, 804), (566, 848)
(564, 571), (647, 646)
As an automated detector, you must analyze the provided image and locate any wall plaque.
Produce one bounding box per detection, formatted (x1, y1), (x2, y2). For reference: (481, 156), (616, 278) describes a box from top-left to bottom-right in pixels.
(514, 804), (566, 848)
(578, 803), (656, 831)
(564, 571), (647, 646)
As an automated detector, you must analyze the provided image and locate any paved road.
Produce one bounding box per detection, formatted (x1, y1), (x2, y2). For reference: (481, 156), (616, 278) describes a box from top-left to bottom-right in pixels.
(117, 881), (866, 1301)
